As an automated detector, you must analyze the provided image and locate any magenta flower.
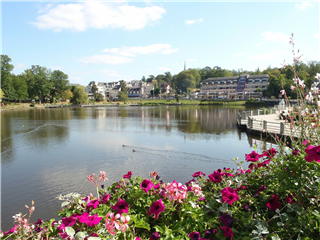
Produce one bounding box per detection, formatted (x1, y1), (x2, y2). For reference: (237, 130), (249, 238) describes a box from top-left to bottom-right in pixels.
(123, 171), (132, 179)
(219, 226), (234, 238)
(150, 232), (160, 240)
(221, 187), (239, 205)
(285, 194), (297, 204)
(135, 237), (141, 240)
(111, 198), (129, 214)
(245, 151), (261, 162)
(188, 232), (201, 240)
(79, 212), (102, 227)
(257, 159), (271, 168)
(148, 199), (165, 219)
(140, 179), (154, 193)
(305, 144), (320, 162)
(302, 140), (309, 146)
(220, 214), (236, 227)
(222, 172), (234, 177)
(292, 148), (299, 156)
(61, 216), (77, 227)
(266, 195), (281, 211)
(208, 171), (222, 183)
(205, 228), (217, 238)
(192, 171), (205, 177)
(3, 225), (18, 236)
(256, 185), (266, 195)
(262, 148), (277, 158)
(86, 199), (99, 209)
(100, 194), (111, 204)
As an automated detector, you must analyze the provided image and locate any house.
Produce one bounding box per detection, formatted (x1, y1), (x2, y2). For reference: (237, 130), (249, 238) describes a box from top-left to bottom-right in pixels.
(161, 82), (172, 94)
(127, 87), (143, 98)
(200, 74), (269, 99)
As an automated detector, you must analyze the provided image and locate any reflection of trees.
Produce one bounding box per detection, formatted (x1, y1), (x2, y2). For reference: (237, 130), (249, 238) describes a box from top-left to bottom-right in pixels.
(1, 112), (14, 164)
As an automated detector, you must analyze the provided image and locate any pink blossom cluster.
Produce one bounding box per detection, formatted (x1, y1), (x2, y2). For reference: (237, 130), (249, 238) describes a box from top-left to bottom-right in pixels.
(105, 212), (130, 236)
(162, 180), (188, 203)
(86, 171), (108, 188)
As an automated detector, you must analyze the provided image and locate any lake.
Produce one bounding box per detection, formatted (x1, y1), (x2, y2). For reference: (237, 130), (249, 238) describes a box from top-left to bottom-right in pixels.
(1, 105), (267, 231)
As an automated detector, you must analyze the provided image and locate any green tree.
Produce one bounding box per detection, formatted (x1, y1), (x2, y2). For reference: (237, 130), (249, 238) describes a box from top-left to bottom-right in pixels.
(50, 70), (69, 103)
(23, 65), (53, 104)
(12, 75), (28, 102)
(0, 88), (6, 101)
(61, 89), (73, 100)
(118, 81), (128, 102)
(1, 55), (16, 100)
(70, 86), (88, 104)
(96, 93), (104, 102)
(173, 69), (200, 93)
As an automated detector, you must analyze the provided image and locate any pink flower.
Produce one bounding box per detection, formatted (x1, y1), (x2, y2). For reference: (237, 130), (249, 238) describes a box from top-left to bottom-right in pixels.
(140, 179), (154, 194)
(302, 140), (309, 146)
(100, 194), (111, 204)
(291, 86), (296, 91)
(256, 185), (266, 195)
(208, 171), (222, 183)
(62, 216), (77, 227)
(79, 212), (102, 227)
(86, 199), (99, 209)
(135, 237), (141, 240)
(245, 151), (261, 162)
(99, 171), (108, 181)
(280, 90), (286, 95)
(285, 194), (297, 204)
(150, 232), (160, 240)
(192, 171), (205, 177)
(111, 199), (129, 214)
(123, 171), (132, 179)
(188, 232), (201, 240)
(3, 225), (18, 236)
(262, 148), (277, 159)
(148, 199), (165, 219)
(119, 215), (130, 232)
(221, 187), (239, 205)
(219, 226), (234, 238)
(305, 144), (320, 162)
(266, 195), (281, 211)
(105, 212), (120, 235)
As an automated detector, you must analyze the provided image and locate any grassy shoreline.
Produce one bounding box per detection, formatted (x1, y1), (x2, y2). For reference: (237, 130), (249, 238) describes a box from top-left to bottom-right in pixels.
(1, 100), (261, 111)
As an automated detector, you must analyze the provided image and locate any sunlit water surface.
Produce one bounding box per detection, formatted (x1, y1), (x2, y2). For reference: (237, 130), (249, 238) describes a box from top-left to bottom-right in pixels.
(1, 105), (268, 231)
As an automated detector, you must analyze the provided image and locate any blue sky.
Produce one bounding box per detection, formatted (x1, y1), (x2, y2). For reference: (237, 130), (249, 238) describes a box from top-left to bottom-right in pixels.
(1, 1), (319, 86)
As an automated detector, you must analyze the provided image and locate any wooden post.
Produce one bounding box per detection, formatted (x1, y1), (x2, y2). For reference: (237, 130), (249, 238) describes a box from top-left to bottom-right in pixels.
(280, 122), (284, 135)
(263, 120), (267, 131)
(264, 109), (266, 115)
(258, 110), (260, 115)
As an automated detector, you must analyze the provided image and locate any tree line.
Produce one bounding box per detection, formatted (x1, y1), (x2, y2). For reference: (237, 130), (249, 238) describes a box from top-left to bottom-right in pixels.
(142, 62), (320, 98)
(2, 54), (319, 103)
(1, 55), (88, 104)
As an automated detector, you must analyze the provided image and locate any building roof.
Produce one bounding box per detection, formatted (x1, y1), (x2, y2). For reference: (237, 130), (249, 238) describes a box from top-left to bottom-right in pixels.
(247, 74), (269, 79)
(202, 76), (238, 82)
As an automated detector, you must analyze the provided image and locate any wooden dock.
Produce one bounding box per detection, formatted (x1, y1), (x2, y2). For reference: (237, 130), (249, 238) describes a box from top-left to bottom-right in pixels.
(237, 108), (302, 139)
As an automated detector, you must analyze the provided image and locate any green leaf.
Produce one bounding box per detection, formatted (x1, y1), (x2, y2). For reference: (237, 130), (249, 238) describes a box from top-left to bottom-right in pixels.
(271, 235), (281, 240)
(312, 211), (320, 218)
(75, 231), (88, 238)
(65, 227), (75, 237)
(61, 201), (70, 207)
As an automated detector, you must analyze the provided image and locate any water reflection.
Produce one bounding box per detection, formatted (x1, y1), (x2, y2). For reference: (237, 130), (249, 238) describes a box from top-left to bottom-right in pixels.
(2, 105), (269, 231)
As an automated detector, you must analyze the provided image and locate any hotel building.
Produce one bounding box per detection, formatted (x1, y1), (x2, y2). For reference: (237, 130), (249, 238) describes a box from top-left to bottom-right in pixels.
(199, 74), (269, 99)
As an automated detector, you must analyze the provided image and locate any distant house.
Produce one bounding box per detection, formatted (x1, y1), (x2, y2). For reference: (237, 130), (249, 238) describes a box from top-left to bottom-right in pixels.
(110, 84), (121, 99)
(85, 86), (94, 100)
(127, 87), (143, 98)
(161, 82), (172, 94)
(200, 74), (269, 99)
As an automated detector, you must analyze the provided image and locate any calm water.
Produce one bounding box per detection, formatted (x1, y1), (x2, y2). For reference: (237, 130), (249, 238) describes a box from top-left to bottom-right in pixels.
(1, 105), (264, 231)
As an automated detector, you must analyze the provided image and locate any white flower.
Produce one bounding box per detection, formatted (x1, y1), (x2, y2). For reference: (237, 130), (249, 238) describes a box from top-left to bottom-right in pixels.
(299, 79), (305, 88)
(312, 109), (318, 116)
(316, 73), (320, 79)
(305, 92), (313, 101)
(12, 213), (21, 221)
(291, 86), (296, 91)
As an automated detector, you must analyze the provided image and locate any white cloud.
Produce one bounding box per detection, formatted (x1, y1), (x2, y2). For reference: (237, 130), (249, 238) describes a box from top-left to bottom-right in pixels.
(77, 54), (133, 64)
(315, 32), (320, 39)
(261, 31), (290, 42)
(78, 43), (177, 65)
(232, 53), (247, 57)
(14, 63), (28, 69)
(295, 2), (312, 10)
(249, 51), (287, 60)
(254, 42), (264, 47)
(31, 2), (166, 31)
(103, 44), (178, 56)
(185, 17), (204, 25)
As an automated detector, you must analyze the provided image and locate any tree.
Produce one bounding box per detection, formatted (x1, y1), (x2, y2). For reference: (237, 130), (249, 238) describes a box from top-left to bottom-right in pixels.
(12, 75), (28, 102)
(118, 81), (128, 102)
(49, 70), (69, 103)
(61, 89), (73, 100)
(96, 93), (104, 102)
(0, 88), (4, 100)
(70, 86), (88, 104)
(23, 65), (53, 104)
(1, 55), (16, 100)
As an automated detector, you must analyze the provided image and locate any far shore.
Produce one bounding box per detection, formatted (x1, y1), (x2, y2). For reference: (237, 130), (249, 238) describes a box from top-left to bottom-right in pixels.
(1, 99), (264, 111)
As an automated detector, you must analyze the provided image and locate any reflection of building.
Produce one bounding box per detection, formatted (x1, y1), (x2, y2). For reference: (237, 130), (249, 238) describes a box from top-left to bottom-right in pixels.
(200, 74), (269, 99)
